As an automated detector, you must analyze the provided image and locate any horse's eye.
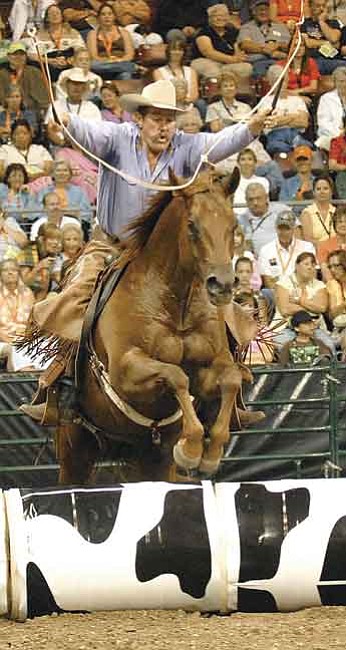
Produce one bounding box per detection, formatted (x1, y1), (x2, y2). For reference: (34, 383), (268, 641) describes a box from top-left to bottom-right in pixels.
(187, 220), (200, 241)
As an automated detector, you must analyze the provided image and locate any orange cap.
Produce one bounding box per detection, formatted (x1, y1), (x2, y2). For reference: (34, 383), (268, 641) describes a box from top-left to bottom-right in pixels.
(293, 145), (313, 160)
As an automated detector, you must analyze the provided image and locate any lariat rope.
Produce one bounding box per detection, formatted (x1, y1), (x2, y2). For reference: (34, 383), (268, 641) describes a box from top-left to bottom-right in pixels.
(27, 5), (305, 193)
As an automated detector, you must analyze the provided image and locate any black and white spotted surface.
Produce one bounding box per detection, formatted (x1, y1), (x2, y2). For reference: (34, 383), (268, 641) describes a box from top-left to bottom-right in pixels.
(2, 480), (346, 620)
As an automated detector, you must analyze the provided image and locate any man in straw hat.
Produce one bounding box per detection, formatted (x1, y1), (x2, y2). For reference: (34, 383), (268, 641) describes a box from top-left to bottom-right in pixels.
(20, 79), (269, 423)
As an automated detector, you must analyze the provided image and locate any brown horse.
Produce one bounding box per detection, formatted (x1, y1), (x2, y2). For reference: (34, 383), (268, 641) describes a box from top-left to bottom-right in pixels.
(57, 169), (252, 484)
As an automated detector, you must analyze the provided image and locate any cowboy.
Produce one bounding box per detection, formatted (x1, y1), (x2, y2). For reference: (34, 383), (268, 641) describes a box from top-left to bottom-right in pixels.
(20, 79), (268, 423)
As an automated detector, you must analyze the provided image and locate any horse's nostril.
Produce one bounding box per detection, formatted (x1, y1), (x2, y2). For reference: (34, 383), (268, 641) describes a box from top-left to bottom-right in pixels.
(206, 276), (220, 294)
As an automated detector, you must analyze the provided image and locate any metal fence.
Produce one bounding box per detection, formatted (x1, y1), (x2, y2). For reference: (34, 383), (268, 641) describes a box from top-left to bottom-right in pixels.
(0, 362), (345, 487)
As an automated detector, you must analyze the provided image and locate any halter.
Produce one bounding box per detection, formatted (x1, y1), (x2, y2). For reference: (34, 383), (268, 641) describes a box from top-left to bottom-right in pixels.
(27, 6), (306, 193)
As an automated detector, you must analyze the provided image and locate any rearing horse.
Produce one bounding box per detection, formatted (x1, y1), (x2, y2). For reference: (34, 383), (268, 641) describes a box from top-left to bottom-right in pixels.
(57, 169), (250, 484)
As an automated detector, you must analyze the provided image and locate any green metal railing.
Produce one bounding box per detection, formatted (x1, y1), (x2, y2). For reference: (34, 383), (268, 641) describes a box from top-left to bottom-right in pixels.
(221, 360), (346, 479)
(0, 363), (345, 484)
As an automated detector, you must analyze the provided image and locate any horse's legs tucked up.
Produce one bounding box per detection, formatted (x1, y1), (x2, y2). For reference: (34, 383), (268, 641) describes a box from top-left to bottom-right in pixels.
(117, 349), (204, 470)
(197, 357), (242, 475)
(56, 421), (100, 485)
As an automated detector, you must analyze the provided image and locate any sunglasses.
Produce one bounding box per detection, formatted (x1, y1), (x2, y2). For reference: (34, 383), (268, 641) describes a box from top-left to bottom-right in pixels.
(328, 263), (343, 269)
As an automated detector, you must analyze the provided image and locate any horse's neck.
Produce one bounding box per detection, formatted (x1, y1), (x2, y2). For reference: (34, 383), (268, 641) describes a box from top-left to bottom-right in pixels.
(139, 208), (197, 304)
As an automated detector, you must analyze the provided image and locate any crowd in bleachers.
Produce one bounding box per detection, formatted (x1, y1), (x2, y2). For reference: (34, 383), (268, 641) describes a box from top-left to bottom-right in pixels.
(1, 0), (346, 369)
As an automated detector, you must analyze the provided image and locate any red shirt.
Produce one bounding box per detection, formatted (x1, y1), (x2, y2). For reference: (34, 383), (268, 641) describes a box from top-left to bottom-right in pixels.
(279, 58), (320, 89)
(330, 134), (346, 165)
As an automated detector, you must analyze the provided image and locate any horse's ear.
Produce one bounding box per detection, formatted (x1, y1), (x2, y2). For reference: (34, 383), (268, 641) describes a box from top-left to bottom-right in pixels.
(223, 166), (240, 197)
(168, 167), (179, 186)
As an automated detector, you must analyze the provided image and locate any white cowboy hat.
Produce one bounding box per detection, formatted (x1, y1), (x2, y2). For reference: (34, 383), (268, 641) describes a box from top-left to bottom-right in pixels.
(60, 68), (89, 92)
(119, 80), (186, 113)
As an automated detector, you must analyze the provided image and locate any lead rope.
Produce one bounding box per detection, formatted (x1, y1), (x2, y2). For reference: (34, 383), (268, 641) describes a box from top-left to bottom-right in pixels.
(28, 4), (305, 192)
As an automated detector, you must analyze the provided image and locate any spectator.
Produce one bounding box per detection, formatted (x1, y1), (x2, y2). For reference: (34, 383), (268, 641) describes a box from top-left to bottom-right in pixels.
(20, 223), (63, 301)
(233, 288), (274, 363)
(260, 65), (310, 156)
(0, 85), (39, 144)
(100, 81), (132, 123)
(0, 42), (49, 112)
(277, 39), (320, 104)
(233, 148), (269, 217)
(37, 159), (93, 225)
(59, 0), (102, 39)
(176, 107), (204, 133)
(111, 0), (151, 27)
(9, 0), (54, 42)
(237, 0), (290, 78)
(26, 4), (85, 82)
(326, 249), (346, 355)
(0, 119), (53, 183)
(61, 222), (84, 264)
(0, 163), (39, 223)
(300, 175), (335, 247)
(258, 210), (315, 289)
(30, 191), (80, 241)
(152, 0), (209, 40)
(205, 70), (251, 132)
(0, 259), (35, 371)
(153, 38), (199, 104)
(279, 310), (332, 365)
(56, 46), (103, 101)
(329, 116), (346, 199)
(234, 253), (262, 291)
(170, 79), (193, 111)
(238, 183), (289, 255)
(0, 207), (28, 262)
(191, 3), (252, 82)
(269, 0), (308, 31)
(279, 145), (315, 203)
(274, 251), (334, 351)
(316, 67), (346, 151)
(86, 3), (136, 80)
(301, 0), (345, 75)
(317, 207), (346, 280)
(46, 69), (102, 125)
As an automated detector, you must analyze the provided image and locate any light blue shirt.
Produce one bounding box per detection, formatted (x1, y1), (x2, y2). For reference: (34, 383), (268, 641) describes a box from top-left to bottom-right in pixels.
(69, 116), (254, 237)
(238, 202), (289, 255)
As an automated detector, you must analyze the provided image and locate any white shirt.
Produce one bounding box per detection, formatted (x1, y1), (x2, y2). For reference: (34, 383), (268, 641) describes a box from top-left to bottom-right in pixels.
(261, 95), (308, 133)
(30, 215), (80, 241)
(234, 175), (270, 217)
(45, 98), (102, 123)
(316, 89), (344, 143)
(258, 237), (316, 281)
(0, 143), (52, 171)
(9, 0), (54, 41)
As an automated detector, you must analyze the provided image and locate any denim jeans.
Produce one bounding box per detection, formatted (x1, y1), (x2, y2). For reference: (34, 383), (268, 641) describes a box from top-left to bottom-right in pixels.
(314, 56), (346, 75)
(274, 326), (336, 354)
(90, 60), (136, 80)
(266, 128), (311, 155)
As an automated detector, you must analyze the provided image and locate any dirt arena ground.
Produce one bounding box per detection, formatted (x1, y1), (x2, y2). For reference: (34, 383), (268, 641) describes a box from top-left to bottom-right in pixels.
(1, 607), (346, 650)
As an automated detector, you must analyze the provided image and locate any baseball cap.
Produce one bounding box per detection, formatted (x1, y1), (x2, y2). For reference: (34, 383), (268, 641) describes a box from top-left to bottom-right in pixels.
(8, 41), (27, 55)
(292, 145), (313, 160)
(291, 311), (315, 328)
(276, 210), (296, 229)
(251, 0), (269, 8)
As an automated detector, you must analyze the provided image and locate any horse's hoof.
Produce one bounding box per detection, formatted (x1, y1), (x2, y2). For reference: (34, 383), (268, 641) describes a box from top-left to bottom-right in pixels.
(173, 441), (202, 470)
(198, 456), (221, 476)
(237, 409), (265, 427)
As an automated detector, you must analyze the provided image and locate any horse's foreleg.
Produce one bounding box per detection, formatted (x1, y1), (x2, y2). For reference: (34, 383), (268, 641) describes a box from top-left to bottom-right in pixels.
(118, 350), (204, 470)
(198, 358), (242, 475)
(56, 421), (100, 485)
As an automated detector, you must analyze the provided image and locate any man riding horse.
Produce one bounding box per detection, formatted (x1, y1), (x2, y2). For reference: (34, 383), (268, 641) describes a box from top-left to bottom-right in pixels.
(20, 80), (268, 435)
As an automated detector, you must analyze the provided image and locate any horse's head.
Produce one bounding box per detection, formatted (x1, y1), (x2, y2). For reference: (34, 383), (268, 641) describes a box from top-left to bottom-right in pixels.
(170, 168), (239, 307)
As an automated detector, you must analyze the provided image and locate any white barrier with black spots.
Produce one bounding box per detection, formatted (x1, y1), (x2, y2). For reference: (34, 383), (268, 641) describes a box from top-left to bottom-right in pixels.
(1, 479), (346, 620)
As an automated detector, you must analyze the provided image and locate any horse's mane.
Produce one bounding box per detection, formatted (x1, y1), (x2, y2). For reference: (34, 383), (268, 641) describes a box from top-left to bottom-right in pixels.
(120, 189), (173, 263)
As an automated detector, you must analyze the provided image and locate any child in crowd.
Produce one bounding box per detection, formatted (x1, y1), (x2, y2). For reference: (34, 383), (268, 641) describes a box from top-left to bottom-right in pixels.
(279, 310), (332, 365)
